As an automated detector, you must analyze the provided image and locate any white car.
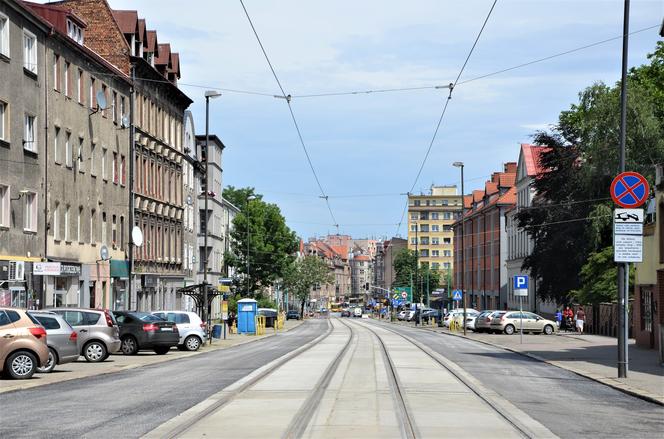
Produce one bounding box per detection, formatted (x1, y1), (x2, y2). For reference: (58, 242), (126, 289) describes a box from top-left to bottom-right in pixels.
(404, 310), (416, 321)
(353, 307), (363, 318)
(443, 309), (479, 328)
(151, 311), (207, 351)
(397, 310), (407, 320)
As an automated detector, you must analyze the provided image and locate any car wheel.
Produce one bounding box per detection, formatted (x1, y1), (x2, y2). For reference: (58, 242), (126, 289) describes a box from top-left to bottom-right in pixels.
(504, 324), (515, 335)
(5, 351), (37, 379)
(543, 324), (554, 335)
(154, 346), (170, 355)
(184, 335), (202, 351)
(83, 341), (108, 362)
(121, 336), (139, 355)
(36, 347), (58, 373)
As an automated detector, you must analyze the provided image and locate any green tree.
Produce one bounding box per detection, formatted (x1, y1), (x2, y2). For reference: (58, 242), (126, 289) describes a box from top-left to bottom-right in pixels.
(282, 256), (334, 315)
(223, 187), (298, 298)
(392, 248), (441, 302)
(571, 246), (618, 304)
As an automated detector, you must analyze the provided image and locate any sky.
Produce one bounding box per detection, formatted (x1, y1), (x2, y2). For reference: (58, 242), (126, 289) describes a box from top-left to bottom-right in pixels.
(104, 0), (663, 241)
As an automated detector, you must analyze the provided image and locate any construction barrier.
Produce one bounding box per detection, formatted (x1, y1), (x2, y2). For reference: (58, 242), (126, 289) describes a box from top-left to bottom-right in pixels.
(276, 313), (285, 331)
(449, 318), (460, 332)
(230, 322), (237, 334)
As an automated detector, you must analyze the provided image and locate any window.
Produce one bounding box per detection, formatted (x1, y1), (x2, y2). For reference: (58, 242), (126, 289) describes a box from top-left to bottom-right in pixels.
(101, 147), (107, 179)
(111, 214), (117, 247)
(53, 53), (61, 91)
(443, 250), (451, 257)
(443, 212), (452, 220)
(23, 114), (36, 152)
(112, 91), (117, 123)
(0, 13), (9, 57)
(112, 152), (118, 184)
(90, 143), (96, 176)
(77, 68), (84, 104)
(120, 155), (126, 185)
(23, 30), (37, 74)
(77, 207), (82, 243)
(64, 61), (71, 97)
(66, 19), (83, 45)
(101, 84), (107, 117)
(414, 200), (420, 206)
(0, 185), (9, 227)
(64, 205), (70, 242)
(77, 137), (84, 172)
(431, 237), (440, 245)
(89, 76), (96, 109)
(443, 237), (451, 244)
(101, 212), (107, 244)
(90, 209), (96, 244)
(430, 212), (439, 220)
(120, 96), (126, 123)
(23, 191), (37, 232)
(410, 238), (417, 245)
(53, 127), (60, 163)
(431, 225), (439, 232)
(0, 100), (7, 141)
(53, 202), (60, 240)
(120, 216), (125, 248)
(65, 132), (72, 167)
(410, 224), (417, 232)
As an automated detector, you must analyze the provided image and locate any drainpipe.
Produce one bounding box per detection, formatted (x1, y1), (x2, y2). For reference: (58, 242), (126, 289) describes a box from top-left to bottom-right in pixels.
(42, 30), (52, 310)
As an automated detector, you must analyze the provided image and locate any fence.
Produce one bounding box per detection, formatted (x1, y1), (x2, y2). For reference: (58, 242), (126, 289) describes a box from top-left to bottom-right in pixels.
(575, 301), (633, 338)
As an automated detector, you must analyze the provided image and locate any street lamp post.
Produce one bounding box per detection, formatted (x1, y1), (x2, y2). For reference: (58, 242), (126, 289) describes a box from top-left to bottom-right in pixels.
(203, 90), (221, 334)
(453, 161), (466, 336)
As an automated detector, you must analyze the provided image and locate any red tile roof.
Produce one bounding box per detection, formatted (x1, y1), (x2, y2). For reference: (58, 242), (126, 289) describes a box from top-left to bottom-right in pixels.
(330, 246), (348, 259)
(354, 255), (370, 262)
(521, 143), (549, 177)
(146, 30), (158, 54)
(112, 10), (138, 34)
(497, 186), (516, 205)
(499, 173), (516, 187)
(155, 43), (171, 66)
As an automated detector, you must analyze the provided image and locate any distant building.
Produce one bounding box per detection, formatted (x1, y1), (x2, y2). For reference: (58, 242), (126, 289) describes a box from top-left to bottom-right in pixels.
(379, 237), (407, 290)
(304, 240), (351, 308)
(350, 254), (372, 301)
(453, 163), (517, 310)
(505, 144), (556, 316)
(407, 186), (462, 278)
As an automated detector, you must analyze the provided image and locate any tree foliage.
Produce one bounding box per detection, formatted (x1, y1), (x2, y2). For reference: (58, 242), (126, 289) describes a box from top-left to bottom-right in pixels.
(281, 256), (334, 314)
(517, 42), (664, 305)
(223, 187), (298, 297)
(393, 248), (441, 302)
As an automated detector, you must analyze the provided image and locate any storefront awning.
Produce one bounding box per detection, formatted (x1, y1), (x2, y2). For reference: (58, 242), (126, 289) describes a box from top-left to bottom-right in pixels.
(110, 260), (129, 279)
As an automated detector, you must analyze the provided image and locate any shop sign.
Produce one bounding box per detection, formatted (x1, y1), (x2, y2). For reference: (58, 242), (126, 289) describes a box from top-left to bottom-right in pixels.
(60, 264), (81, 276)
(33, 262), (61, 276)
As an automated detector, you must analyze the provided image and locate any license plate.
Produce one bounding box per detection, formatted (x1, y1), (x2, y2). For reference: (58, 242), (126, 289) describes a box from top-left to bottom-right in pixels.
(161, 327), (173, 331)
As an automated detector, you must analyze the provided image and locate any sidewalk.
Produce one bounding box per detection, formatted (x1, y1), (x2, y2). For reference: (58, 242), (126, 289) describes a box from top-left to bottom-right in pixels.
(0, 319), (303, 394)
(394, 320), (664, 405)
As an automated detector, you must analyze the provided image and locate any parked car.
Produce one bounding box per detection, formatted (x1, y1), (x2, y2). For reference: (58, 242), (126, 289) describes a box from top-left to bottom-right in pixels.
(286, 310), (301, 320)
(113, 312), (180, 355)
(473, 310), (501, 333)
(0, 308), (49, 379)
(29, 311), (79, 373)
(464, 312), (481, 331)
(489, 311), (557, 335)
(397, 310), (408, 320)
(353, 307), (363, 318)
(404, 310), (416, 321)
(421, 309), (441, 323)
(51, 308), (121, 362)
(443, 309), (479, 328)
(340, 309), (351, 318)
(151, 311), (206, 351)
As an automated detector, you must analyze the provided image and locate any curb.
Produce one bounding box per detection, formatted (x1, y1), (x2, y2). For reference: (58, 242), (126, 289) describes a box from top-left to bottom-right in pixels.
(0, 320), (305, 395)
(391, 321), (664, 407)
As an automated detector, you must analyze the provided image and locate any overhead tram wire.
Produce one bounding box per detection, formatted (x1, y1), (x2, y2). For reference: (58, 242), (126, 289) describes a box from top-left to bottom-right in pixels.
(239, 0), (338, 230)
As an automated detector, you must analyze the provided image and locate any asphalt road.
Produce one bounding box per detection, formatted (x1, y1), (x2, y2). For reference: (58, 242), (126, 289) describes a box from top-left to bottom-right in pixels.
(370, 320), (664, 439)
(0, 319), (328, 439)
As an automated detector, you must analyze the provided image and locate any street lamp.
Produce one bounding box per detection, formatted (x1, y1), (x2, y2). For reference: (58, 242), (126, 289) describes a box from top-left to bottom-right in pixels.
(453, 161), (466, 336)
(246, 194), (257, 295)
(203, 90), (221, 335)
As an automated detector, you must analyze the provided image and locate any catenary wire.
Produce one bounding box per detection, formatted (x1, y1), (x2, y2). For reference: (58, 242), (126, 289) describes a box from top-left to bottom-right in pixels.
(239, 0), (338, 228)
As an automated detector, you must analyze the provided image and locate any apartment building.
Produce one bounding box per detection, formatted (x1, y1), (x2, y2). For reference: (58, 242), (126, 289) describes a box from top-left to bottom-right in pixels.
(181, 110), (197, 309)
(0, 0), (49, 308)
(373, 237), (407, 292)
(305, 239), (351, 307)
(407, 186), (462, 274)
(453, 163), (517, 310)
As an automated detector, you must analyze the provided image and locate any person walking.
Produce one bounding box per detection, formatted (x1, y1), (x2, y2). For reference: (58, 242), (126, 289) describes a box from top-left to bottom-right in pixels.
(575, 307), (586, 334)
(563, 306), (574, 332)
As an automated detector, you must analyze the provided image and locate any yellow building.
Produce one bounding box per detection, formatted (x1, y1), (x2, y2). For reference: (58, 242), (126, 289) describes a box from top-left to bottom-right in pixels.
(407, 186), (462, 275)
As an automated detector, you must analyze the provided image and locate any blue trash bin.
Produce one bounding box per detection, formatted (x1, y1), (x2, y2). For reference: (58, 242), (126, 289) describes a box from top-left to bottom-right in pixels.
(212, 324), (223, 339)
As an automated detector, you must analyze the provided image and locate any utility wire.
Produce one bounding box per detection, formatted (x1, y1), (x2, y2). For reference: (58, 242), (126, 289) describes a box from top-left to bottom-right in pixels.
(239, 0), (338, 228)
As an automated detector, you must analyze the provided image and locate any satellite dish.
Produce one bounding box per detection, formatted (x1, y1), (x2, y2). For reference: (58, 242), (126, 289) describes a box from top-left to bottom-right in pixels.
(100, 245), (109, 261)
(121, 115), (129, 128)
(132, 226), (144, 247)
(96, 91), (108, 110)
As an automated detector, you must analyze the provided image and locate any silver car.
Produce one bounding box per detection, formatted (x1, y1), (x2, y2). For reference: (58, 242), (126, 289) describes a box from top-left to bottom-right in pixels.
(29, 311), (79, 373)
(151, 311), (206, 351)
(51, 308), (121, 362)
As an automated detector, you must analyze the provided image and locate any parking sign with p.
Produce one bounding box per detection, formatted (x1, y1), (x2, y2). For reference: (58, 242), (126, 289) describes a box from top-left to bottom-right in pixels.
(514, 275), (528, 297)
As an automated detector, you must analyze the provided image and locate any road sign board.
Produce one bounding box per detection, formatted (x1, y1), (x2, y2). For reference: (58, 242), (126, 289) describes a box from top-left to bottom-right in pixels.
(610, 172), (649, 208)
(614, 234), (643, 263)
(452, 290), (462, 301)
(614, 208), (644, 235)
(394, 287), (412, 302)
(401, 291), (408, 299)
(513, 275), (529, 297)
